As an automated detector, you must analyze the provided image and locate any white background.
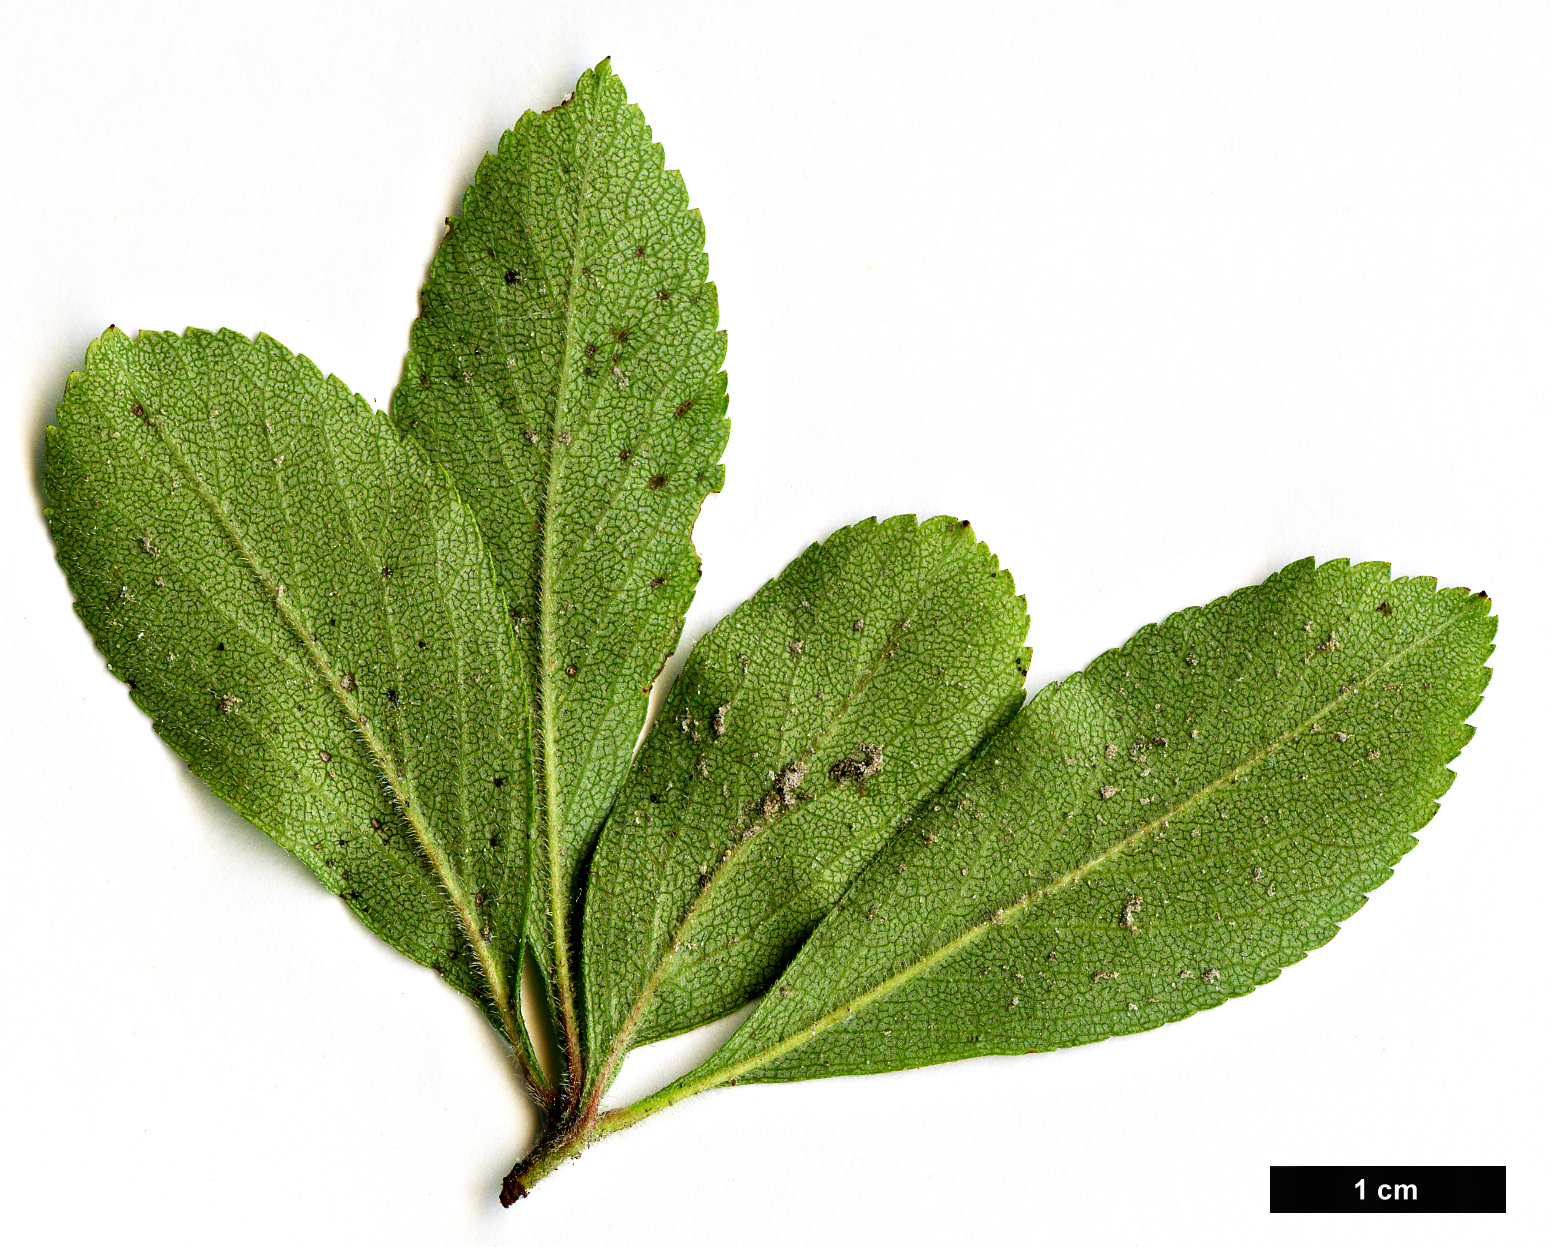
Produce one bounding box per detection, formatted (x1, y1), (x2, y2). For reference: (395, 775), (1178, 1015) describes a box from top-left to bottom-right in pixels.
(2, 2), (1548, 1243)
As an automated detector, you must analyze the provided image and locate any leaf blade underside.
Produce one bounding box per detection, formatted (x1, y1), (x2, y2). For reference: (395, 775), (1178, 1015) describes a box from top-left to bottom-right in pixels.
(45, 327), (541, 1078)
(580, 516), (1031, 1091)
(667, 558), (1494, 1089)
(391, 59), (730, 1023)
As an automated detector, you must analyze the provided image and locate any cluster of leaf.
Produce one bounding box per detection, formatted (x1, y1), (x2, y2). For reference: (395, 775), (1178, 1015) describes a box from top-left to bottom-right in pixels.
(43, 61), (1495, 1202)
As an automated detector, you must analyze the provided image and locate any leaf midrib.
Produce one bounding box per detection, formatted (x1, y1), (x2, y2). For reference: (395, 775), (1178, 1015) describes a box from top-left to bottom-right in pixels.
(534, 78), (606, 1073)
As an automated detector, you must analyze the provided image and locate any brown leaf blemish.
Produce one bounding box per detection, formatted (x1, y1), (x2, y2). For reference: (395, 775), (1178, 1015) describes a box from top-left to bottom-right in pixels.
(830, 743), (884, 785)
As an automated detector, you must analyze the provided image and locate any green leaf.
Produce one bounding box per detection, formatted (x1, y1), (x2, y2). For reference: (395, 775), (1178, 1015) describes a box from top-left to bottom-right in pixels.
(390, 59), (729, 1045)
(579, 516), (1030, 1092)
(41, 67), (1501, 1207)
(649, 558), (1493, 1092)
(44, 327), (544, 1089)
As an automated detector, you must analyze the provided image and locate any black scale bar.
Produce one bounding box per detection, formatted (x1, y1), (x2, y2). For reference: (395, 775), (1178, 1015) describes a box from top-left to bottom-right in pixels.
(1269, 1166), (1506, 1213)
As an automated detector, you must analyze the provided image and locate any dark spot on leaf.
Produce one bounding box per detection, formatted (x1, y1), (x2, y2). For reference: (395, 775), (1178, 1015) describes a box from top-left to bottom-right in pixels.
(674, 400), (693, 418)
(584, 367), (593, 376)
(504, 269), (519, 285)
(565, 663), (578, 678)
(611, 354), (621, 364)
(131, 403), (143, 418)
(215, 642), (225, 651)
(648, 474), (666, 490)
(959, 519), (970, 528)
(381, 566), (392, 580)
(584, 344), (597, 359)
(657, 290), (669, 302)
(634, 246), (644, 257)
(386, 688), (398, 703)
(419, 373), (430, 389)
(612, 327), (629, 343)
(1377, 602), (1393, 615)
(650, 576), (665, 588)
(772, 761), (809, 807)
(493, 776), (504, 788)
(648, 793), (661, 804)
(831, 744), (884, 785)
(475, 891), (486, 906)
(370, 818), (382, 830)
(417, 639), (427, 649)
(620, 447), (632, 461)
